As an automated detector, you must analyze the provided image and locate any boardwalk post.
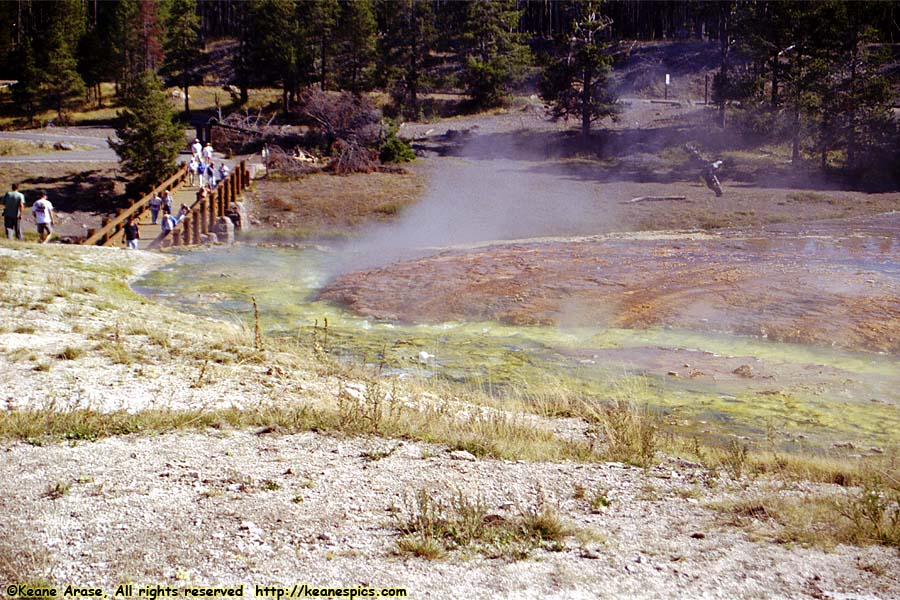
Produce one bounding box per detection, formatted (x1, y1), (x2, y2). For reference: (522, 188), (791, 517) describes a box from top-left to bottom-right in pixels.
(172, 227), (181, 247)
(100, 217), (109, 245)
(220, 185), (227, 214)
(181, 213), (191, 245)
(209, 193), (216, 224)
(200, 199), (208, 234)
(192, 209), (200, 244)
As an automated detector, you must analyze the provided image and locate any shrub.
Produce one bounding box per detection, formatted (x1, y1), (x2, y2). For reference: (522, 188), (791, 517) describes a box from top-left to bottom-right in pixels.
(379, 131), (415, 164)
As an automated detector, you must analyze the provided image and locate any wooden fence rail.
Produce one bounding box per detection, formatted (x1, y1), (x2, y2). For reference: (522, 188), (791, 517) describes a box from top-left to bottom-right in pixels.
(82, 161), (250, 248)
(168, 160), (249, 248)
(82, 166), (189, 247)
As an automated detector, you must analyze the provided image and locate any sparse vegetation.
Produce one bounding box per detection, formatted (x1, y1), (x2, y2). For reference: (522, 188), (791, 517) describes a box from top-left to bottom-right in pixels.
(43, 480), (71, 500)
(712, 477), (900, 549)
(394, 487), (578, 560)
(55, 346), (84, 361)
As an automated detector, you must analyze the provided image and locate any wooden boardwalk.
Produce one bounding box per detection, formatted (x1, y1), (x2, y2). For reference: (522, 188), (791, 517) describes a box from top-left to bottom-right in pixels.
(82, 161), (250, 250)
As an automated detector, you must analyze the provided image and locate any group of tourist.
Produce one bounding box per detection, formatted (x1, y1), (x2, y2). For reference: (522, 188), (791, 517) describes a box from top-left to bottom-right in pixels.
(3, 183), (55, 243)
(188, 139), (229, 190)
(3, 138), (232, 250)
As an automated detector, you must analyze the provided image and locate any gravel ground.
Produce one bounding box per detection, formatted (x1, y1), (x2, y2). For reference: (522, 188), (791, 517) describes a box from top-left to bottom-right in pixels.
(3, 431), (899, 599)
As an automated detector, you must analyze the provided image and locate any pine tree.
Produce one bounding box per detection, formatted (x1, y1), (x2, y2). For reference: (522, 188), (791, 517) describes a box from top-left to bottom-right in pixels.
(334, 0), (377, 93)
(162, 0), (204, 117)
(78, 2), (120, 107)
(538, 1), (619, 137)
(307, 0), (340, 91)
(459, 0), (531, 109)
(111, 0), (169, 96)
(43, 1), (87, 122)
(109, 71), (185, 188)
(377, 0), (437, 118)
(245, 0), (308, 111)
(12, 37), (42, 124)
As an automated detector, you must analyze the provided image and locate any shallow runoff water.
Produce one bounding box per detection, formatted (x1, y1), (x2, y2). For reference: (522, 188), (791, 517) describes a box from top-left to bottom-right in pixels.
(135, 240), (900, 454)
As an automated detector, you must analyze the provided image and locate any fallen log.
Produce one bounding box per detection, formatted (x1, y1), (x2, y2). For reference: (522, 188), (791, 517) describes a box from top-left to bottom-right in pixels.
(624, 195), (688, 204)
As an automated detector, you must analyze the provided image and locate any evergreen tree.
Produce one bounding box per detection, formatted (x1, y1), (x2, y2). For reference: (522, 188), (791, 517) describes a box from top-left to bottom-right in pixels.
(109, 71), (185, 188)
(162, 0), (204, 117)
(459, 0), (530, 109)
(43, 1), (87, 121)
(334, 0), (377, 93)
(307, 0), (340, 91)
(828, 1), (893, 171)
(538, 1), (619, 137)
(12, 37), (42, 124)
(111, 0), (170, 96)
(78, 2), (120, 107)
(377, 0), (437, 118)
(246, 0), (308, 111)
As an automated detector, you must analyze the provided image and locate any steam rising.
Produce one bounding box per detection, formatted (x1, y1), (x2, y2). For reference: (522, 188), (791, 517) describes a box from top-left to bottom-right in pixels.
(333, 132), (611, 274)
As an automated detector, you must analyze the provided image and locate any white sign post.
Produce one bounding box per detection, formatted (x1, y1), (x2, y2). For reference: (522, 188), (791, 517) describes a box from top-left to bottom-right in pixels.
(665, 73), (670, 100)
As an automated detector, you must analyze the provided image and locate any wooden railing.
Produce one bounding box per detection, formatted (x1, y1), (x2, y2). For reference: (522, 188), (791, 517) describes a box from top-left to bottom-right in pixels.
(82, 166), (190, 246)
(82, 161), (250, 248)
(167, 160), (250, 248)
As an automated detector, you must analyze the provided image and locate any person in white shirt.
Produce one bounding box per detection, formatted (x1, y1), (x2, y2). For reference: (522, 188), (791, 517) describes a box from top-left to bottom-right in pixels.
(191, 138), (203, 159)
(188, 156), (199, 187)
(31, 191), (54, 243)
(202, 142), (214, 162)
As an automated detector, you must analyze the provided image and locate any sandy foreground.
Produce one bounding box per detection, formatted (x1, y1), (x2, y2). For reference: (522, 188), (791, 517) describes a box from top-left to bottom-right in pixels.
(1, 242), (898, 599)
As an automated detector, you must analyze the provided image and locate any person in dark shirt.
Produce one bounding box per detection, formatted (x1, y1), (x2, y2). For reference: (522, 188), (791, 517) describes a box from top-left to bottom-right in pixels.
(3, 183), (25, 240)
(123, 215), (140, 250)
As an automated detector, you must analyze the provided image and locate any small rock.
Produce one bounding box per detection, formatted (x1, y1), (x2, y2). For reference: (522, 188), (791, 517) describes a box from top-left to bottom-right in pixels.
(667, 371), (679, 377)
(690, 532), (706, 539)
(869, 447), (884, 454)
(450, 450), (477, 462)
(581, 549), (602, 559)
(732, 364), (753, 378)
(832, 441), (856, 450)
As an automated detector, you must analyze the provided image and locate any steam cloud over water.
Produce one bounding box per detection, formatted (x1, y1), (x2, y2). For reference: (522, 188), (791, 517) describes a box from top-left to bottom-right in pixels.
(333, 136), (611, 274)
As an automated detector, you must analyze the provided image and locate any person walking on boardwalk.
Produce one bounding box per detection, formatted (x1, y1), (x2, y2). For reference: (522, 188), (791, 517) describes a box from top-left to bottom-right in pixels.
(191, 138), (203, 159)
(31, 191), (54, 243)
(149, 191), (163, 224)
(162, 189), (174, 215)
(3, 183), (25, 240)
(123, 215), (140, 250)
(202, 141), (214, 163)
(189, 156), (200, 187)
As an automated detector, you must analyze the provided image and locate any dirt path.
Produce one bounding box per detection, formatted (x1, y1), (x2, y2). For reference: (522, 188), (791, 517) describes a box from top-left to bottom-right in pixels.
(0, 126), (118, 163)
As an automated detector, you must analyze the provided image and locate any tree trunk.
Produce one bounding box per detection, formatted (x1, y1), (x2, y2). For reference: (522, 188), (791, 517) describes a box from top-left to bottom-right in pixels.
(320, 39), (327, 91)
(770, 55), (779, 106)
(717, 3), (730, 128)
(240, 85), (248, 105)
(846, 32), (859, 170)
(581, 67), (591, 137)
